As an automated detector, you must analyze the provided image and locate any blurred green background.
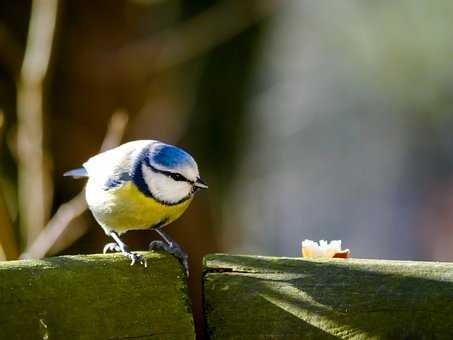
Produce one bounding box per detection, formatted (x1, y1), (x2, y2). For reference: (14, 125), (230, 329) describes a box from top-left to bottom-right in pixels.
(1, 0), (453, 335)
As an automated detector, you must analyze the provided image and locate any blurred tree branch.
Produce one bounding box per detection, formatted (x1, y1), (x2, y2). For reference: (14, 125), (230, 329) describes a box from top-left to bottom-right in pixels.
(20, 111), (129, 260)
(17, 0), (58, 246)
(114, 0), (284, 76)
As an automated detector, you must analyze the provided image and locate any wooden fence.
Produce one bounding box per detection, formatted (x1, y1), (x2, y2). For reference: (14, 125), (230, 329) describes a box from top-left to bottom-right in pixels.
(1, 252), (453, 339)
(203, 254), (453, 339)
(0, 253), (194, 339)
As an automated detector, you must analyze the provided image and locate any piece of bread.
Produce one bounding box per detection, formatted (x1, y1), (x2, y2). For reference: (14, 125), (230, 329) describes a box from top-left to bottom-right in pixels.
(301, 239), (350, 258)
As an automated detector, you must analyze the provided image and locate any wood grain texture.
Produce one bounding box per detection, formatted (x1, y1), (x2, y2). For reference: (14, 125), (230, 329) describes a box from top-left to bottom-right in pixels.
(0, 252), (194, 340)
(203, 254), (453, 339)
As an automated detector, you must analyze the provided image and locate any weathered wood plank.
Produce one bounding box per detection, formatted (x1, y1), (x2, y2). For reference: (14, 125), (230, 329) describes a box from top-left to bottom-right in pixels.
(0, 252), (194, 340)
(203, 254), (453, 339)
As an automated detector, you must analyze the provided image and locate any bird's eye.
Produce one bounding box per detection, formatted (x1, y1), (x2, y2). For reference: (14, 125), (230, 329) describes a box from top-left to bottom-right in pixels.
(169, 173), (185, 182)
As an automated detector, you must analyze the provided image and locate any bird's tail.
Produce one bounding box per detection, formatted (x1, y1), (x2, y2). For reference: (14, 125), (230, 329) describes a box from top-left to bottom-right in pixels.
(63, 167), (88, 178)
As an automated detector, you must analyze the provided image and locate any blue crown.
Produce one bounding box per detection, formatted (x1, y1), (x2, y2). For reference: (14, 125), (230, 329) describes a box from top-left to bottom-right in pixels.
(151, 144), (194, 168)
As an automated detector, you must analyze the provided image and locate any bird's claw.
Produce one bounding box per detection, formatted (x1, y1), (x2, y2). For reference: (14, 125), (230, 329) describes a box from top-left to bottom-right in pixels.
(128, 252), (147, 267)
(149, 240), (167, 252)
(103, 242), (121, 254)
(103, 242), (147, 267)
(149, 240), (189, 276)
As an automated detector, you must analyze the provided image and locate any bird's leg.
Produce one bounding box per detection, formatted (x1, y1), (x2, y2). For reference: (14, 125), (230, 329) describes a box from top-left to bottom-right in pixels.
(149, 227), (189, 276)
(104, 231), (147, 267)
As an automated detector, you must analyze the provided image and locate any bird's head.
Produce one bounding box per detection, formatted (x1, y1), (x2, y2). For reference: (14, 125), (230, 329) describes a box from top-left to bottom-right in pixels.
(136, 142), (207, 205)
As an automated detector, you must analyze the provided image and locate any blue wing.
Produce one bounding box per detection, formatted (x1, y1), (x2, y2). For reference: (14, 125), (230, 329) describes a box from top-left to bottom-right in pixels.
(104, 171), (131, 190)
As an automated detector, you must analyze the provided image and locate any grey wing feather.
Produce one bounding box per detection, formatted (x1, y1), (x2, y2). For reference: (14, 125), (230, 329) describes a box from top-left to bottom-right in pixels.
(63, 167), (88, 178)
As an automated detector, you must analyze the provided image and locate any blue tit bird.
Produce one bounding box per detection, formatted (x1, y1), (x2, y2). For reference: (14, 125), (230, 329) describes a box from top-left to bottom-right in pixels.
(64, 140), (208, 274)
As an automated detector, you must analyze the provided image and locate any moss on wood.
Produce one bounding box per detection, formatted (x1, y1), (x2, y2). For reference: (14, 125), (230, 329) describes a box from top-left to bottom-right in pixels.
(203, 254), (453, 339)
(0, 252), (195, 340)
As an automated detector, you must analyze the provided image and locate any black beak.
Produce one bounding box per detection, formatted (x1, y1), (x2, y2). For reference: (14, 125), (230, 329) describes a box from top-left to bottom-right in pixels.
(194, 177), (208, 189)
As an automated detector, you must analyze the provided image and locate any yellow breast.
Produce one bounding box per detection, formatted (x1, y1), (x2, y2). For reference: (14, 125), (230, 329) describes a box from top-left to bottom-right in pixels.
(86, 180), (193, 234)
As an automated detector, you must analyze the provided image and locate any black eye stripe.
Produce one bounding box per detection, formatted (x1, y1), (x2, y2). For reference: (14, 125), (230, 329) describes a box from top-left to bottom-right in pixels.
(169, 173), (186, 181)
(148, 164), (191, 183)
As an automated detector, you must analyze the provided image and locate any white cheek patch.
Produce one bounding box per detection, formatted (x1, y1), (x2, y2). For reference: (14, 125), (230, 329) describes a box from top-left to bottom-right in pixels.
(142, 164), (192, 204)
